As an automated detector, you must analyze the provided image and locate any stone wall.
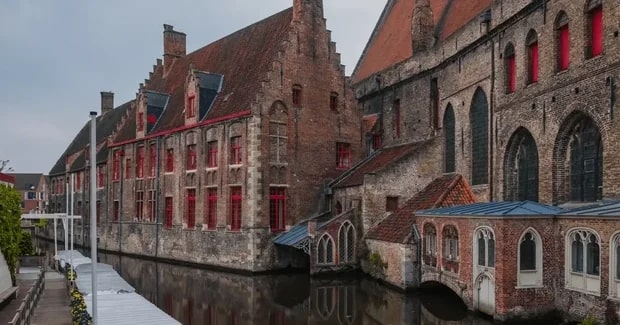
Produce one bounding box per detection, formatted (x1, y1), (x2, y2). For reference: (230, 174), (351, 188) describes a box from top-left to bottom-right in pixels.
(362, 239), (417, 290)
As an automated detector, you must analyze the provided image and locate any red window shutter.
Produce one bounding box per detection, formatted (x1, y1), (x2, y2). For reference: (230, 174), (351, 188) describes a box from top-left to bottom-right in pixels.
(559, 26), (570, 70)
(166, 149), (174, 172)
(206, 188), (217, 229)
(591, 7), (603, 57)
(136, 147), (145, 178)
(187, 145), (197, 170)
(187, 96), (196, 118)
(269, 188), (287, 232)
(207, 141), (218, 168)
(529, 42), (539, 83)
(336, 143), (351, 169)
(508, 56), (516, 93)
(187, 189), (196, 228)
(113, 152), (120, 181)
(164, 197), (173, 228)
(149, 144), (156, 177)
(230, 137), (242, 164)
(230, 187), (242, 231)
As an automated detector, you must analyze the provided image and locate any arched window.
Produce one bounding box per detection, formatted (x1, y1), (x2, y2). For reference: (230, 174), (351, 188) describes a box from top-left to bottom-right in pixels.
(316, 287), (336, 320)
(526, 30), (539, 84)
(566, 229), (600, 293)
(504, 127), (539, 201)
(555, 11), (570, 71)
(338, 222), (356, 264)
(443, 225), (459, 273)
(337, 286), (356, 325)
(292, 84), (303, 107)
(443, 104), (456, 173)
(470, 88), (489, 185)
(269, 101), (288, 164)
(475, 228), (495, 268)
(609, 233), (620, 297)
(317, 234), (335, 265)
(517, 229), (543, 287)
(423, 223), (437, 267)
(568, 118), (602, 202)
(504, 43), (516, 93)
(585, 0), (603, 58)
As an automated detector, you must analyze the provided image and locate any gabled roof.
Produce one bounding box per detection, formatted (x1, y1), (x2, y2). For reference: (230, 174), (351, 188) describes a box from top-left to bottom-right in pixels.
(7, 173), (44, 190)
(560, 200), (620, 217)
(362, 114), (379, 135)
(352, 0), (492, 84)
(49, 101), (131, 176)
(366, 174), (476, 243)
(113, 8), (293, 143)
(417, 201), (562, 216)
(332, 141), (427, 189)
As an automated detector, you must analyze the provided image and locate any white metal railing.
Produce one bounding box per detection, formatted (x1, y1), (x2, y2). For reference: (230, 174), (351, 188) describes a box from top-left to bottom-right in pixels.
(8, 268), (45, 325)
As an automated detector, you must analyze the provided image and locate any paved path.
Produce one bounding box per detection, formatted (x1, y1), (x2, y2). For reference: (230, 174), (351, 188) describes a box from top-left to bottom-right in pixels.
(31, 272), (71, 325)
(0, 269), (39, 325)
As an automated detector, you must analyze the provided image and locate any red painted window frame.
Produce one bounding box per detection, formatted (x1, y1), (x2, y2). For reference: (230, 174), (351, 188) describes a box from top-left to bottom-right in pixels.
(230, 187), (242, 231)
(136, 146), (145, 179)
(269, 187), (287, 232)
(164, 197), (173, 229)
(165, 148), (174, 172)
(75, 173), (81, 191)
(112, 151), (120, 181)
(292, 85), (302, 107)
(125, 158), (132, 179)
(97, 165), (104, 188)
(186, 145), (197, 170)
(187, 95), (196, 118)
(230, 137), (242, 165)
(558, 25), (570, 71)
(186, 189), (196, 229)
(113, 201), (119, 221)
(207, 141), (218, 168)
(336, 142), (351, 169)
(206, 188), (217, 230)
(136, 191), (144, 221)
(149, 144), (156, 177)
(138, 112), (144, 131)
(589, 6), (603, 57)
(506, 54), (516, 93)
(393, 99), (401, 138)
(528, 41), (539, 83)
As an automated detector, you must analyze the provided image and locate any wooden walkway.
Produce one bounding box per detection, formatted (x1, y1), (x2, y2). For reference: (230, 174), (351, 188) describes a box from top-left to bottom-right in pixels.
(30, 272), (71, 325)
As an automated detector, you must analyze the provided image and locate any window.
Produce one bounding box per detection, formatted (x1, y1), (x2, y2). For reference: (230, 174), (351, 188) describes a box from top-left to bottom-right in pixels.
(269, 122), (288, 164)
(76, 173), (81, 191)
(136, 191), (144, 221)
(317, 234), (335, 265)
(269, 187), (287, 232)
(586, 0), (603, 58)
(330, 92), (339, 111)
(470, 88), (489, 185)
(230, 137), (242, 164)
(96, 201), (101, 224)
(125, 158), (132, 179)
(149, 144), (156, 177)
(96, 166), (104, 188)
(206, 188), (217, 230)
(386, 196), (398, 212)
(372, 133), (382, 151)
(186, 189), (196, 229)
(164, 197), (173, 229)
(610, 233), (620, 297)
(138, 112), (144, 131)
(504, 43), (516, 93)
(207, 141), (218, 168)
(27, 192), (36, 200)
(526, 30), (539, 84)
(443, 104), (456, 173)
(443, 225), (459, 273)
(475, 227), (495, 268)
(292, 85), (302, 107)
(336, 142), (351, 169)
(186, 145), (197, 170)
(230, 187), (242, 231)
(424, 223), (437, 267)
(165, 149), (174, 173)
(338, 222), (356, 264)
(431, 78), (440, 129)
(335, 201), (343, 215)
(113, 201), (119, 221)
(566, 229), (600, 293)
(148, 190), (156, 222)
(187, 95), (196, 118)
(393, 99), (401, 138)
(568, 118), (602, 202)
(504, 127), (539, 201)
(113, 151), (120, 181)
(136, 146), (145, 178)
(556, 12), (570, 71)
(518, 229), (543, 287)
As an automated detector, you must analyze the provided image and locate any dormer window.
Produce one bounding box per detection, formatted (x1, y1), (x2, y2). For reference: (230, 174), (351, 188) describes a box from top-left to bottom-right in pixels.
(292, 85), (302, 107)
(187, 95), (196, 118)
(586, 0), (603, 58)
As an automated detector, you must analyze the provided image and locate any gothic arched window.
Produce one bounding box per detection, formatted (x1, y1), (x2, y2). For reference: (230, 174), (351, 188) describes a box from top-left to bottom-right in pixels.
(475, 227), (495, 268)
(504, 127), (539, 201)
(568, 118), (602, 202)
(565, 228), (600, 294)
(517, 228), (543, 287)
(444, 104), (456, 173)
(317, 234), (335, 265)
(338, 222), (356, 264)
(470, 88), (489, 185)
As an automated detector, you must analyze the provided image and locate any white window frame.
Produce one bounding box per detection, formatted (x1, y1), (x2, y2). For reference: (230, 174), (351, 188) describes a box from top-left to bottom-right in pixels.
(338, 221), (356, 264)
(517, 227), (543, 288)
(473, 226), (495, 268)
(565, 228), (600, 295)
(609, 232), (620, 298)
(317, 234), (335, 266)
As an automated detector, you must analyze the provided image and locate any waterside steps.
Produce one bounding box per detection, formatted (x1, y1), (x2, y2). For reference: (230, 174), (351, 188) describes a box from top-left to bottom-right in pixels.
(55, 250), (181, 325)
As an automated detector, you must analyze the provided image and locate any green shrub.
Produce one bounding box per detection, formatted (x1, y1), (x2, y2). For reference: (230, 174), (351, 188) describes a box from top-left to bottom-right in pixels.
(35, 219), (47, 228)
(0, 185), (23, 285)
(19, 232), (34, 256)
(580, 315), (598, 325)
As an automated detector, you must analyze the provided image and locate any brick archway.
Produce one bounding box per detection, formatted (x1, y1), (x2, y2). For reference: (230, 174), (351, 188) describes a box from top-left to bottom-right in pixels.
(421, 271), (472, 308)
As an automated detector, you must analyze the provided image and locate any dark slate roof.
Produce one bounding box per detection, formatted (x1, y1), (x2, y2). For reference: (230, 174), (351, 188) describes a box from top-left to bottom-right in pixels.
(114, 8), (293, 143)
(365, 174), (476, 243)
(7, 173), (44, 191)
(332, 141), (427, 188)
(560, 200), (620, 217)
(273, 222), (311, 247)
(49, 101), (131, 176)
(417, 201), (562, 216)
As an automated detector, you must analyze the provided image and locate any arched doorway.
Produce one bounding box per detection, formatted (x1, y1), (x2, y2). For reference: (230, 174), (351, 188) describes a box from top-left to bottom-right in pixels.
(504, 127), (539, 201)
(474, 273), (495, 316)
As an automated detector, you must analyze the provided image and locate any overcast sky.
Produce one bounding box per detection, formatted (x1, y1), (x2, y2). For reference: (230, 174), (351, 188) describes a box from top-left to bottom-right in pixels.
(0, 0), (385, 173)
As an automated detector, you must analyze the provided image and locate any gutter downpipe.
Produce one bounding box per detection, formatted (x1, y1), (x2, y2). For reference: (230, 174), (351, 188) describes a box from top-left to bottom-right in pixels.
(155, 137), (161, 258)
(489, 30), (496, 201)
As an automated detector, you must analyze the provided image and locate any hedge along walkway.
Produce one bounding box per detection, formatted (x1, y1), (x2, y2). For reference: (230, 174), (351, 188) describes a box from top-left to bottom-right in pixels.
(31, 271), (71, 325)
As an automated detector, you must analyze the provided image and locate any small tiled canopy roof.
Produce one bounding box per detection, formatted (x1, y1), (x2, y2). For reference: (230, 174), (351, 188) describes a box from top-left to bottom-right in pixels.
(365, 173), (476, 243)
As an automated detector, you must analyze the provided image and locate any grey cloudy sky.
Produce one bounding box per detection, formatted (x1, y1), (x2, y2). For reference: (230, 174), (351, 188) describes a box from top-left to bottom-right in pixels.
(0, 0), (385, 173)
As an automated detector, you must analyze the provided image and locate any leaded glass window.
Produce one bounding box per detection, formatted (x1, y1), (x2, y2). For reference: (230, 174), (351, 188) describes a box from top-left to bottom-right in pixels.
(470, 88), (488, 185)
(444, 104), (456, 173)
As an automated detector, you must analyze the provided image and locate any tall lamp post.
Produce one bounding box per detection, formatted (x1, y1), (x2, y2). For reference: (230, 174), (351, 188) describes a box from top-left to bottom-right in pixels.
(89, 111), (98, 324)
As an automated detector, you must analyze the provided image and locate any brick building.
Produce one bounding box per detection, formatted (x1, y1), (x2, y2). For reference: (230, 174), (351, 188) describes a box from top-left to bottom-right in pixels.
(8, 173), (48, 213)
(0, 173), (14, 188)
(49, 0), (362, 272)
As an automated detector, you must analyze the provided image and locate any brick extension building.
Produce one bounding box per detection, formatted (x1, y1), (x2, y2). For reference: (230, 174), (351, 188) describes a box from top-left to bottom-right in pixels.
(49, 0), (362, 272)
(8, 173), (48, 213)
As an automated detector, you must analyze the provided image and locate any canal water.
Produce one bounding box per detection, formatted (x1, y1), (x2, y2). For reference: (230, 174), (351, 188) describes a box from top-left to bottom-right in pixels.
(37, 239), (565, 324)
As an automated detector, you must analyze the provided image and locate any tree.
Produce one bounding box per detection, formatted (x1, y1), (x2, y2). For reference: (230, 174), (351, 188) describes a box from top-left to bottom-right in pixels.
(0, 160), (13, 172)
(0, 185), (22, 285)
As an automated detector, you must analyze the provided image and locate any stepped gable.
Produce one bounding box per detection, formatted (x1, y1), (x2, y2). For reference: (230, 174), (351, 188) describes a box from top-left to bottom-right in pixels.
(352, 0), (492, 84)
(113, 8), (294, 144)
(365, 174), (476, 243)
(49, 101), (132, 175)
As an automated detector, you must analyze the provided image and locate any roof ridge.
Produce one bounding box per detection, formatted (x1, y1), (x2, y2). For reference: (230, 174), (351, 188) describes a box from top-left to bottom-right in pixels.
(431, 173), (461, 209)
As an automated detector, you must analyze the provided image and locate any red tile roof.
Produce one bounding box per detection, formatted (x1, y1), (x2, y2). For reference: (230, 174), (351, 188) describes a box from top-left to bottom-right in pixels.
(352, 0), (492, 84)
(333, 142), (423, 188)
(113, 8), (293, 143)
(365, 174), (476, 243)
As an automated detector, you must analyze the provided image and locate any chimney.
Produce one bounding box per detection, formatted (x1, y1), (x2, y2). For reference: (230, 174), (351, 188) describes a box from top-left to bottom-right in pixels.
(100, 91), (114, 115)
(163, 24), (186, 73)
(293, 0), (324, 23)
(412, 0), (434, 53)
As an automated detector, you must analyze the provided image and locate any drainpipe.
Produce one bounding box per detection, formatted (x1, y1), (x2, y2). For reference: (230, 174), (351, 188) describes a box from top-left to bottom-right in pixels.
(119, 150), (124, 253)
(489, 36), (496, 201)
(155, 137), (161, 258)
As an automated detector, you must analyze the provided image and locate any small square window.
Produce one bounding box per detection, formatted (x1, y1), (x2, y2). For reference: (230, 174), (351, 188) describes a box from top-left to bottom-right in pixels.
(386, 196), (399, 212)
(292, 85), (302, 107)
(329, 92), (338, 110)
